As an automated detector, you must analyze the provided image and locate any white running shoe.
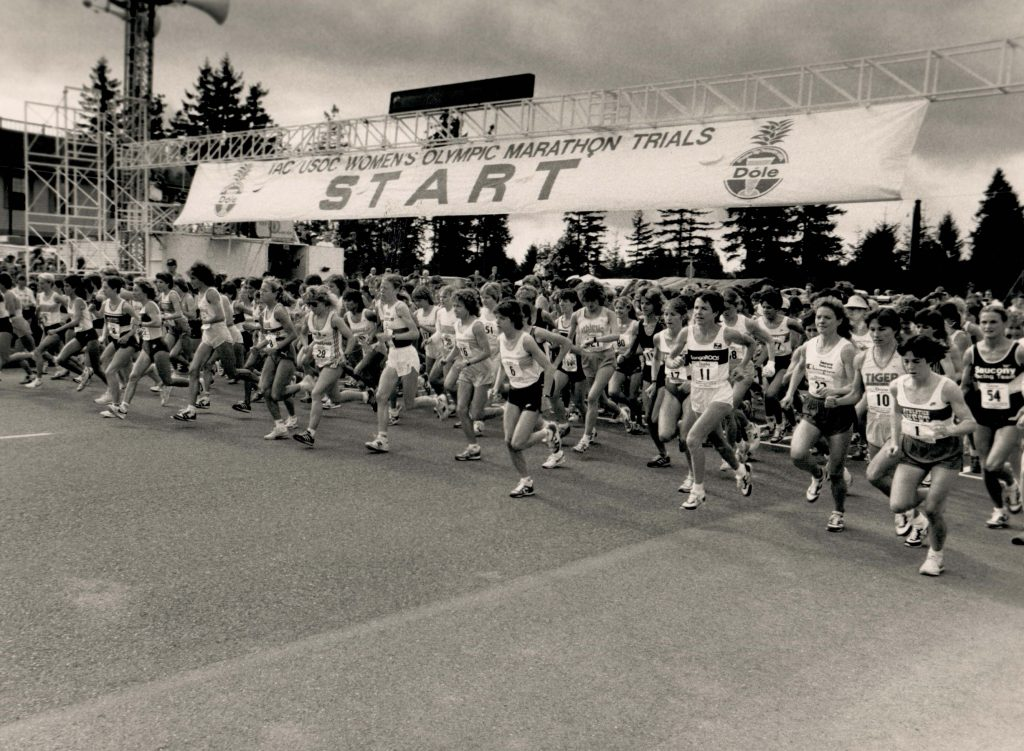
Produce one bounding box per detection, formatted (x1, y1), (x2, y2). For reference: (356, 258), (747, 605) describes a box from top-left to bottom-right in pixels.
(473, 420), (485, 437)
(919, 551), (944, 576)
(680, 488), (706, 510)
(736, 463), (753, 497)
(264, 423), (289, 440)
(100, 404), (127, 420)
(895, 513), (912, 537)
(284, 415), (298, 430)
(149, 384), (162, 393)
(365, 435), (390, 453)
(904, 521), (927, 547)
(94, 390), (115, 405)
(541, 450), (565, 469)
(76, 368), (93, 392)
(826, 511), (845, 533)
(23, 377), (42, 389)
(986, 508), (1010, 529)
(49, 367), (70, 380)
(509, 479), (535, 498)
(806, 470), (825, 503)
(678, 473), (694, 493)
(1003, 482), (1022, 514)
(572, 433), (593, 453)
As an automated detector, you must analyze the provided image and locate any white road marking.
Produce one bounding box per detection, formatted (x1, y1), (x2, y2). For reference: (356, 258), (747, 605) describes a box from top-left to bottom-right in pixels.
(0, 432), (53, 441)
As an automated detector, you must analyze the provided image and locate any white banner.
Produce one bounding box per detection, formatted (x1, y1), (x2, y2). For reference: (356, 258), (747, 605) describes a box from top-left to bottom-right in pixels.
(175, 101), (927, 224)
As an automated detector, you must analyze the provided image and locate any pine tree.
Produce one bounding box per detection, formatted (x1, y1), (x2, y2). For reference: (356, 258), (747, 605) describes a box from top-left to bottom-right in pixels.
(653, 208), (718, 278)
(721, 207), (797, 278)
(78, 57), (122, 135)
(561, 211), (608, 273)
(792, 204), (845, 286)
(517, 245), (541, 277)
(847, 221), (904, 289)
(936, 212), (969, 292)
(969, 169), (1024, 296)
(428, 216), (475, 276)
(625, 210), (655, 274)
(170, 56), (274, 136)
(470, 215), (515, 279)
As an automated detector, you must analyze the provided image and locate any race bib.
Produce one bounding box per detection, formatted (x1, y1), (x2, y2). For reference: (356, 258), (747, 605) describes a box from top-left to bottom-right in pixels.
(503, 357), (529, 378)
(459, 344), (471, 358)
(483, 323), (496, 337)
(809, 378), (829, 398)
(313, 343), (335, 362)
(867, 389), (892, 414)
(562, 352), (578, 371)
(981, 383), (1010, 409)
(667, 367), (685, 383)
(642, 348), (655, 366)
(107, 322), (121, 338)
(441, 334), (455, 352)
(905, 420), (937, 444)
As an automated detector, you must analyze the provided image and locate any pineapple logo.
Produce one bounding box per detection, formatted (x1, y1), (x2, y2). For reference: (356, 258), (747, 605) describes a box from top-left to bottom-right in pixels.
(724, 119), (792, 200)
(215, 163), (253, 218)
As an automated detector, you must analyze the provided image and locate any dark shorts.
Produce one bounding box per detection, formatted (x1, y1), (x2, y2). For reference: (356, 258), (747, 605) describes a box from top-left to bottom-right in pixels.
(801, 395), (855, 437)
(113, 337), (140, 352)
(42, 323), (63, 338)
(144, 338), (169, 359)
(614, 353), (640, 377)
(352, 350), (384, 387)
(507, 379), (544, 413)
(899, 435), (962, 471)
(0, 317), (12, 335)
(74, 329), (99, 346)
(188, 320), (202, 339)
(966, 390), (1024, 431)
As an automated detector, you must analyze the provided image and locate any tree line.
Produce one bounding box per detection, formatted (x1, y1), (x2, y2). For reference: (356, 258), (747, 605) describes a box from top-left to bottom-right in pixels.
(77, 57), (1024, 294)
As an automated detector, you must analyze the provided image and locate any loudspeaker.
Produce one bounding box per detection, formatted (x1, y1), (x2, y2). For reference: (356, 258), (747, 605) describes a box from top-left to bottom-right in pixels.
(180, 0), (229, 25)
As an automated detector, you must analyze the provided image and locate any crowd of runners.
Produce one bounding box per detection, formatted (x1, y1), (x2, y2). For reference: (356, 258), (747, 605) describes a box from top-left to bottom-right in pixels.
(3, 262), (1024, 577)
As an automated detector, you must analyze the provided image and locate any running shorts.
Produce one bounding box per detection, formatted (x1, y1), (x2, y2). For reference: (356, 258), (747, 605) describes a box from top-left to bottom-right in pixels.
(507, 378), (544, 413)
(801, 395), (855, 437)
(387, 344), (420, 378)
(898, 435), (962, 471)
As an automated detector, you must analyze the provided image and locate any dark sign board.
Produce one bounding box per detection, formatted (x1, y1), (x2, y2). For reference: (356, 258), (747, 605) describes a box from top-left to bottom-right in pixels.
(389, 74), (535, 115)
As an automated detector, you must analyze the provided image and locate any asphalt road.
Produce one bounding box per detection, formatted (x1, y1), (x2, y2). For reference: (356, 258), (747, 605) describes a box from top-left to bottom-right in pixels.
(1, 378), (1022, 750)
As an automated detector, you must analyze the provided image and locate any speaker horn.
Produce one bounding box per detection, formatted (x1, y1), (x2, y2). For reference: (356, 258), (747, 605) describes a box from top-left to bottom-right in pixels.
(179, 0), (229, 25)
(83, 1), (162, 35)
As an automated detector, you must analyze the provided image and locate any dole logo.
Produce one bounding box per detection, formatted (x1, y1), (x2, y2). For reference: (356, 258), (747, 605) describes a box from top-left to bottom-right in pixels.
(215, 163), (253, 218)
(724, 119), (792, 200)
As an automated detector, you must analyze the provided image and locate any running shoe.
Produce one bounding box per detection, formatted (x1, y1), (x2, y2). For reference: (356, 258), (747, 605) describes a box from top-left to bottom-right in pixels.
(433, 394), (450, 420)
(1011, 533), (1024, 546)
(100, 404), (127, 420)
(572, 433), (593, 453)
(826, 511), (845, 532)
(455, 445), (482, 461)
(678, 473), (694, 493)
(617, 407), (631, 429)
(284, 415), (298, 430)
(293, 430), (315, 447)
(75, 368), (92, 392)
(509, 479), (535, 498)
(172, 407), (196, 422)
(322, 398), (340, 410)
(160, 386), (172, 407)
(545, 421), (562, 454)
(680, 488), (705, 510)
(895, 512), (912, 537)
(264, 423), (289, 440)
(806, 469), (825, 503)
(19, 374), (34, 385)
(473, 420), (485, 437)
(904, 522), (927, 547)
(94, 390), (115, 405)
(149, 385), (163, 393)
(647, 454), (671, 469)
(23, 377), (42, 389)
(768, 424), (785, 444)
(1003, 482), (1022, 514)
(745, 424), (763, 452)
(627, 420), (646, 435)
(231, 401), (251, 413)
(542, 450), (565, 469)
(49, 367), (70, 380)
(919, 551), (944, 576)
(986, 509), (1010, 529)
(736, 463), (753, 497)
(388, 406), (402, 425)
(195, 395), (211, 409)
(365, 435), (390, 453)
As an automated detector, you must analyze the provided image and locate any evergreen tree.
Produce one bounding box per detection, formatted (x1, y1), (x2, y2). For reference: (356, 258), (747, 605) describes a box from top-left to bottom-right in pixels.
(625, 210), (655, 274)
(470, 215), (515, 279)
(562, 211), (608, 273)
(544, 234), (588, 280)
(847, 221), (904, 289)
(721, 207), (798, 277)
(78, 57), (122, 135)
(517, 244), (540, 277)
(428, 216), (475, 276)
(969, 169), (1024, 296)
(936, 212), (969, 292)
(792, 204), (845, 286)
(170, 56), (274, 136)
(653, 208), (719, 278)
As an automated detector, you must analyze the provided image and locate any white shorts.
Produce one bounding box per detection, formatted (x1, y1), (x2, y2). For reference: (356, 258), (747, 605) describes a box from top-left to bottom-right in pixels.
(458, 359), (495, 388)
(201, 322), (231, 349)
(387, 345), (420, 377)
(690, 383), (733, 415)
(228, 324), (243, 345)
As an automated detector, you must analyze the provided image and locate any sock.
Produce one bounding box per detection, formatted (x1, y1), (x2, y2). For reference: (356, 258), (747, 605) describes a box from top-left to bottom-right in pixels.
(308, 428), (316, 437)
(692, 483), (705, 494)
(522, 476), (532, 485)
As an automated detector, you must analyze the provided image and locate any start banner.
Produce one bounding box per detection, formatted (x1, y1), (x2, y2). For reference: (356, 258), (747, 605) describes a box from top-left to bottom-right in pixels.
(175, 100), (927, 224)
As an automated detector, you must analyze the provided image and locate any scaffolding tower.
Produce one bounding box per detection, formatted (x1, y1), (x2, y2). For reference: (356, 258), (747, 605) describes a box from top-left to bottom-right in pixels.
(23, 36), (1024, 273)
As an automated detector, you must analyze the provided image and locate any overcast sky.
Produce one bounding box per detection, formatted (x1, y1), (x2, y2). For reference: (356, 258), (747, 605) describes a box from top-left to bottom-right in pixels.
(3, 0), (1024, 263)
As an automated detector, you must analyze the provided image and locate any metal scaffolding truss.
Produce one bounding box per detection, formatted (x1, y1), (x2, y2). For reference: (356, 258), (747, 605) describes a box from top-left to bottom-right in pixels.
(123, 36), (1024, 169)
(23, 91), (123, 270)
